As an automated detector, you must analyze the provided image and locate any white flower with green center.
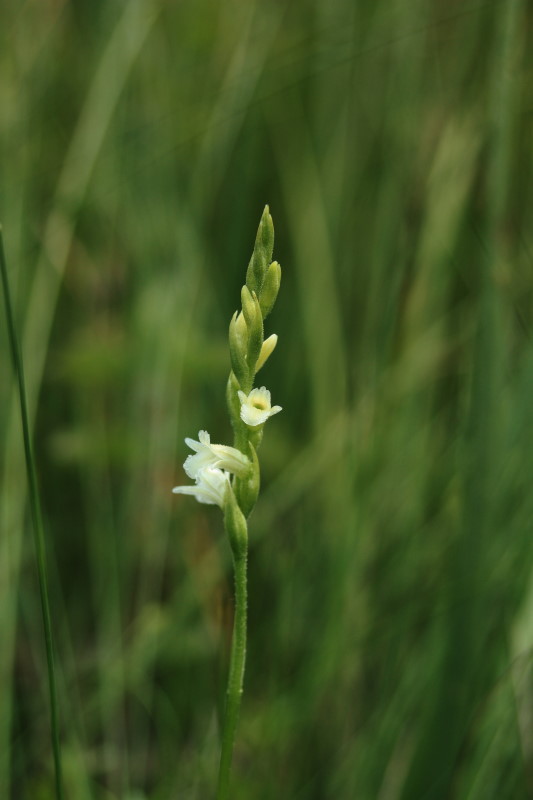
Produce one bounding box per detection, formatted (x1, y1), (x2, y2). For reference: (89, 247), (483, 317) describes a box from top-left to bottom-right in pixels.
(172, 466), (230, 508)
(237, 386), (282, 427)
(183, 430), (250, 479)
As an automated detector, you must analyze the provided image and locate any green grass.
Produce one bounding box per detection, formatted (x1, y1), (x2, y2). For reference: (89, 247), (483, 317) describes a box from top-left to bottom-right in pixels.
(1, 0), (533, 797)
(0, 228), (63, 799)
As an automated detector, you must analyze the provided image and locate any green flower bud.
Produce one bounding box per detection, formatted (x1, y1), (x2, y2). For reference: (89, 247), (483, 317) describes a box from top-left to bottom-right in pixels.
(245, 206), (274, 295)
(235, 310), (247, 340)
(228, 311), (248, 388)
(224, 482), (248, 559)
(258, 261), (281, 319)
(246, 291), (264, 373)
(241, 285), (256, 327)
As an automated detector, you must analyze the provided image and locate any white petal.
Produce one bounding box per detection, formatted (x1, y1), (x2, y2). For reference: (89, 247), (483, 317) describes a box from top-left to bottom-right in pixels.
(172, 467), (229, 508)
(184, 437), (202, 452)
(198, 467), (229, 507)
(172, 484), (208, 501)
(210, 444), (250, 475)
(240, 405), (269, 427)
(257, 386), (271, 402)
(183, 451), (214, 479)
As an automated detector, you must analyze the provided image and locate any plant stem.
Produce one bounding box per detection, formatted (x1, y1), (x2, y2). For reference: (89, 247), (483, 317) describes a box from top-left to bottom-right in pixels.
(0, 228), (64, 800)
(216, 550), (248, 800)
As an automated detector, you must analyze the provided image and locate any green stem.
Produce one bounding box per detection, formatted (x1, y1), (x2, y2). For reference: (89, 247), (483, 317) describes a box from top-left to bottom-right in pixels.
(216, 550), (248, 800)
(0, 228), (64, 800)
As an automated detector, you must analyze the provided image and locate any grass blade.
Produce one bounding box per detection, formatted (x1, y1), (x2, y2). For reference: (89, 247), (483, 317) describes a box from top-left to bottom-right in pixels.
(0, 227), (64, 800)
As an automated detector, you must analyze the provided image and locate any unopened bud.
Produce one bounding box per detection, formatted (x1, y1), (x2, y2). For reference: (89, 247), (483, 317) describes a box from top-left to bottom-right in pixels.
(245, 206), (274, 294)
(226, 370), (243, 430)
(258, 261), (281, 319)
(235, 310), (247, 341)
(246, 292), (264, 372)
(228, 311), (248, 388)
(255, 334), (278, 372)
(241, 285), (257, 328)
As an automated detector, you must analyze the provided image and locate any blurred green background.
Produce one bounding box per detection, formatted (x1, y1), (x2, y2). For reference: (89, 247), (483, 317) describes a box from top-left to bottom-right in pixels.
(1, 0), (533, 797)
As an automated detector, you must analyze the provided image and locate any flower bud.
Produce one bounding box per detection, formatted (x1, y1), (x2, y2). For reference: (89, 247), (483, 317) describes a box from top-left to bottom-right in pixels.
(228, 311), (248, 388)
(241, 285), (257, 328)
(235, 310), (247, 341)
(245, 291), (264, 373)
(245, 206), (274, 295)
(258, 261), (281, 319)
(226, 371), (243, 429)
(255, 334), (278, 372)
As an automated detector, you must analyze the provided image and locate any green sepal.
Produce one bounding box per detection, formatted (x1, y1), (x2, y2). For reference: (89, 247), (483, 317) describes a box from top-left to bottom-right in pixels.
(234, 442), (260, 518)
(228, 311), (248, 388)
(245, 206), (274, 295)
(259, 261), (281, 319)
(224, 482), (248, 559)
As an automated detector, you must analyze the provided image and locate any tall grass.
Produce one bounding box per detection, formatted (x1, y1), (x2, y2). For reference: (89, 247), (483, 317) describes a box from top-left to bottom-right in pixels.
(1, 0), (532, 797)
(0, 229), (64, 798)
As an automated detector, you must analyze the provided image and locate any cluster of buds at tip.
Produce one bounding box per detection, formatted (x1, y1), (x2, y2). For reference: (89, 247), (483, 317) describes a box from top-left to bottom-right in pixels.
(173, 206), (282, 550)
(229, 207), (282, 394)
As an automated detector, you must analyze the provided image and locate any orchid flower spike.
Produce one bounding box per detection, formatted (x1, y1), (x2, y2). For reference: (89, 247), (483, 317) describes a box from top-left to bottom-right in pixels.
(183, 430), (250, 479)
(237, 386), (282, 428)
(172, 466), (230, 508)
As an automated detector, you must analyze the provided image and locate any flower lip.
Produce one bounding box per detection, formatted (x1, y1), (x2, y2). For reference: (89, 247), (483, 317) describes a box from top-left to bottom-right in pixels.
(172, 466), (230, 508)
(238, 386), (282, 427)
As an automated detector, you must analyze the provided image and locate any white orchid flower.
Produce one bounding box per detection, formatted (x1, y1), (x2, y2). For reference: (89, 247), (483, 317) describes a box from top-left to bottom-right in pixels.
(172, 466), (230, 508)
(183, 430), (250, 479)
(237, 386), (282, 427)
